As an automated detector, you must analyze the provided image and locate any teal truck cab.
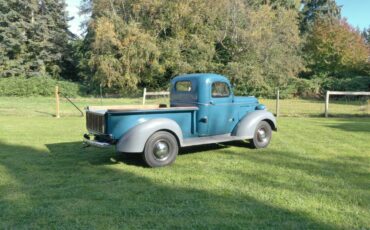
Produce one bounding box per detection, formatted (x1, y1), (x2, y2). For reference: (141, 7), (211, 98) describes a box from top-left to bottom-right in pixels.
(84, 73), (277, 167)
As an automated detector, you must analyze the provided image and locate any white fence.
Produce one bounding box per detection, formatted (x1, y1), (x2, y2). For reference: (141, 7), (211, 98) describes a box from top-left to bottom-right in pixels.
(142, 88), (170, 105)
(325, 91), (370, 117)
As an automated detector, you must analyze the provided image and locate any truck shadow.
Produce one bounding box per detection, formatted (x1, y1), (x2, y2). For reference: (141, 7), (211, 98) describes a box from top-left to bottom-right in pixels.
(180, 143), (231, 155)
(114, 142), (253, 167)
(114, 152), (147, 167)
(114, 143), (236, 167)
(0, 141), (339, 229)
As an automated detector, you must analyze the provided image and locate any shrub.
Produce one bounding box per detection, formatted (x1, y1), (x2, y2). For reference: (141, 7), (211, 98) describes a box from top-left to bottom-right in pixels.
(322, 76), (370, 92)
(0, 77), (87, 97)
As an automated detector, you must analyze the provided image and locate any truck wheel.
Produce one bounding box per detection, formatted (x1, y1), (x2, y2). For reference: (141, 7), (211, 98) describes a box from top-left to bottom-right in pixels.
(249, 121), (272, 149)
(143, 131), (179, 167)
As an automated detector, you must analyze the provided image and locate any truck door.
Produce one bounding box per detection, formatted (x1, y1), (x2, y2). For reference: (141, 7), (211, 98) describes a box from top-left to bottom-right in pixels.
(207, 81), (235, 136)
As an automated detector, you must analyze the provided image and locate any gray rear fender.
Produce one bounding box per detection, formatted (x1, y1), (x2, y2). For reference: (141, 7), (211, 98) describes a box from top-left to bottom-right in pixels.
(116, 118), (183, 153)
(232, 110), (277, 139)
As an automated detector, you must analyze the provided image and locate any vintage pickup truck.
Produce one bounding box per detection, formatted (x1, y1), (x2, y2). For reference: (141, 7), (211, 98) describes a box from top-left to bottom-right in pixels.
(84, 73), (277, 167)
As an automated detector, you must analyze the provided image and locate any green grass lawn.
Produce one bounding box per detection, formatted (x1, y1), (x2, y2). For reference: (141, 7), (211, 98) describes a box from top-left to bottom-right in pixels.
(0, 97), (369, 229)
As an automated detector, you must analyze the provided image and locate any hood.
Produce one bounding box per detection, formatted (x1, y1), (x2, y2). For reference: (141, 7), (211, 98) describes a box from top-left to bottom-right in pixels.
(233, 96), (258, 104)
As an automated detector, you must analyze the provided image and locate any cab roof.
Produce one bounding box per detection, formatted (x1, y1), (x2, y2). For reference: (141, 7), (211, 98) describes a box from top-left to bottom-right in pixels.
(172, 73), (229, 83)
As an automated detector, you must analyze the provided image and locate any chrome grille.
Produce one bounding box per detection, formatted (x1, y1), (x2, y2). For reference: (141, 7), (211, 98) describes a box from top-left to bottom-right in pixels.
(86, 112), (105, 134)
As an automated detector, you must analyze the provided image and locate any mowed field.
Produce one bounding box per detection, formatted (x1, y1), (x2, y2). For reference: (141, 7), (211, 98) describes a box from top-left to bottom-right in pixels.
(0, 97), (369, 229)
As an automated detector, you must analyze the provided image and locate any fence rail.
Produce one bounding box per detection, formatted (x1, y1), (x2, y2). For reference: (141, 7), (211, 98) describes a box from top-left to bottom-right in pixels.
(142, 88), (170, 105)
(325, 91), (370, 117)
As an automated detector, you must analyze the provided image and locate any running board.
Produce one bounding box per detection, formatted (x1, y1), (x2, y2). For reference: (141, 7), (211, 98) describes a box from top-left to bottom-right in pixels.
(182, 134), (250, 147)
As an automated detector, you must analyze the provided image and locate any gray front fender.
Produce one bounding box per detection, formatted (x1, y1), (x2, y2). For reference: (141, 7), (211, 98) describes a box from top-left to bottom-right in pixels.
(232, 110), (277, 139)
(116, 118), (183, 153)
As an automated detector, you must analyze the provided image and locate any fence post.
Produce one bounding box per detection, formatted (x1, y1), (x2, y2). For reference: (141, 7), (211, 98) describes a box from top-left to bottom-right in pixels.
(142, 88), (147, 105)
(325, 91), (330, 118)
(276, 89), (280, 118)
(99, 84), (103, 105)
(55, 86), (60, 118)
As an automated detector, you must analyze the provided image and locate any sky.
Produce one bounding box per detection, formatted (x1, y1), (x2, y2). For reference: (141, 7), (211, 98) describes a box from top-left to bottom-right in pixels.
(65, 0), (370, 37)
(65, 0), (84, 37)
(336, 0), (370, 30)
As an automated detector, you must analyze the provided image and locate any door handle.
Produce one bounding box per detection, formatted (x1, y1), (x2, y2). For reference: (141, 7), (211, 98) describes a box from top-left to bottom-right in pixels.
(200, 117), (208, 123)
(209, 101), (215, 105)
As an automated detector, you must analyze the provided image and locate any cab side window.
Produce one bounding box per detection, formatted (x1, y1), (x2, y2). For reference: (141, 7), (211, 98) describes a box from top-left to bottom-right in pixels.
(211, 82), (230, 98)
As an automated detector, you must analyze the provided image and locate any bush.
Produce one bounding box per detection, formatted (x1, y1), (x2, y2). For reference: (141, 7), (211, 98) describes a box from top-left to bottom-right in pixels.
(322, 76), (370, 92)
(247, 78), (323, 99)
(0, 77), (87, 97)
(291, 74), (370, 98)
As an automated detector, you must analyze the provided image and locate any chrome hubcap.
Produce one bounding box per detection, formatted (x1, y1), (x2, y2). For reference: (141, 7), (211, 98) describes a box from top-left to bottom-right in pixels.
(257, 128), (268, 143)
(153, 141), (170, 161)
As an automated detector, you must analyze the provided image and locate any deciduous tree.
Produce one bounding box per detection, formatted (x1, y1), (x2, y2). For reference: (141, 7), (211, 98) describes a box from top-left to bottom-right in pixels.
(305, 18), (369, 76)
(82, 0), (303, 95)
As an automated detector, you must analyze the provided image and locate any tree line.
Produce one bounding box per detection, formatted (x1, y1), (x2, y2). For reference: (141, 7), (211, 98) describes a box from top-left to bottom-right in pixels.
(0, 0), (369, 97)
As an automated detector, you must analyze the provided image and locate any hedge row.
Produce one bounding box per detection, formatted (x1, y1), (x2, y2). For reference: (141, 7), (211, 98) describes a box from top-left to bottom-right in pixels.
(1, 75), (368, 98)
(0, 77), (86, 97)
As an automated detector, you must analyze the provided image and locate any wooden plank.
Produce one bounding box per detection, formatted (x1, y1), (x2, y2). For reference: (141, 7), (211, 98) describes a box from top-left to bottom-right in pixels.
(142, 88), (146, 105)
(107, 106), (199, 114)
(145, 92), (170, 96)
(328, 91), (370, 96)
(88, 105), (198, 113)
(55, 86), (60, 118)
(87, 105), (160, 111)
(276, 89), (280, 118)
(325, 91), (329, 118)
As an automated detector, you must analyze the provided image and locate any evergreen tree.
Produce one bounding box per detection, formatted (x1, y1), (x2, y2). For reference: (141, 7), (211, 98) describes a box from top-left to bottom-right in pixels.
(0, 0), (31, 77)
(0, 0), (72, 78)
(362, 26), (370, 44)
(300, 0), (341, 33)
(27, 0), (71, 78)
